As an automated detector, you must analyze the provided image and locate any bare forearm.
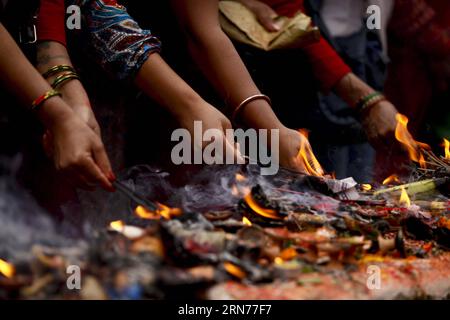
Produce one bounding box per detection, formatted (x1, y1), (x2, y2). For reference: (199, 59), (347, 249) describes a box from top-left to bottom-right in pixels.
(333, 73), (375, 108)
(334, 73), (375, 107)
(135, 53), (205, 118)
(172, 0), (283, 129)
(36, 41), (91, 109)
(0, 24), (74, 129)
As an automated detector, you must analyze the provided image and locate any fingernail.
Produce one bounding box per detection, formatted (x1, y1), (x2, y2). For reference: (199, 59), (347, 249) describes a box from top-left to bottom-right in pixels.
(108, 171), (116, 181)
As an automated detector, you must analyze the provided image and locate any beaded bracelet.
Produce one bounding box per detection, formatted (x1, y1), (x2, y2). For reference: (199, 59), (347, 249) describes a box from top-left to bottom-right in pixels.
(355, 92), (386, 115)
(31, 89), (62, 111)
(51, 72), (80, 89)
(232, 94), (272, 124)
(42, 64), (76, 79)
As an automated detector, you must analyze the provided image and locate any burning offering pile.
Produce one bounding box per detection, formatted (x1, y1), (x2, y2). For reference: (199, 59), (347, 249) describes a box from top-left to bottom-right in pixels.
(0, 116), (449, 300)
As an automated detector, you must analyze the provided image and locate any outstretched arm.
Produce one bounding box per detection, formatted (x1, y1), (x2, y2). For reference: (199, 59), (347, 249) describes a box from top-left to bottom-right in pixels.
(0, 24), (114, 191)
(171, 0), (311, 173)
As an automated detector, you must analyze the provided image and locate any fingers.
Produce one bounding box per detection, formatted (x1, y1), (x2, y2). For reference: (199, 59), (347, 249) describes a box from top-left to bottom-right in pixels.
(222, 120), (245, 163)
(257, 9), (281, 32)
(92, 141), (115, 182)
(78, 155), (114, 192)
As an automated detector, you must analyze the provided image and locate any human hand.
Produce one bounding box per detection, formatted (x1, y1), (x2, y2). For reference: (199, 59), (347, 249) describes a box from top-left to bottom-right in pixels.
(361, 100), (399, 148)
(175, 102), (243, 163)
(45, 115), (114, 191)
(278, 127), (324, 176)
(238, 0), (282, 32)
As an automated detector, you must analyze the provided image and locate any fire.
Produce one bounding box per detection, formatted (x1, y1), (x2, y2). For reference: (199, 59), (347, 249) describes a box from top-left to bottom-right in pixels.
(361, 184), (372, 191)
(242, 217), (252, 226)
(110, 220), (125, 231)
(297, 129), (324, 177)
(383, 174), (400, 185)
(395, 114), (430, 169)
(279, 247), (297, 260)
(274, 257), (284, 265)
(443, 138), (450, 159)
(244, 193), (282, 220)
(235, 173), (246, 182)
(0, 259), (15, 278)
(223, 262), (246, 279)
(399, 187), (411, 208)
(135, 203), (181, 220)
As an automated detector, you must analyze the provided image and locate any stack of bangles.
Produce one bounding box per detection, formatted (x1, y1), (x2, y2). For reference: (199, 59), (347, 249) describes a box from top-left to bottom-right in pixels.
(232, 94), (272, 124)
(354, 91), (387, 116)
(31, 65), (80, 111)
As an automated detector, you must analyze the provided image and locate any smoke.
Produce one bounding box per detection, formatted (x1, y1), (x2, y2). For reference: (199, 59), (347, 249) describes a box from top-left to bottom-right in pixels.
(0, 156), (79, 261)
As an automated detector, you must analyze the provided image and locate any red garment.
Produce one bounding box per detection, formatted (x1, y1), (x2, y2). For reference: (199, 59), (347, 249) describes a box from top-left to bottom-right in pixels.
(262, 0), (351, 91)
(37, 0), (120, 46)
(262, 0), (303, 17)
(38, 0), (66, 46)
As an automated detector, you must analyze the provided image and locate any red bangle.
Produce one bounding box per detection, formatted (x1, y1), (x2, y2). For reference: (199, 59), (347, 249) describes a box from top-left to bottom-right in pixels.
(31, 89), (62, 111)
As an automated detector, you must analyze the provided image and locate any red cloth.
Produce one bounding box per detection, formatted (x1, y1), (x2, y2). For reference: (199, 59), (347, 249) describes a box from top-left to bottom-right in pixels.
(37, 0), (66, 46)
(262, 0), (303, 17)
(262, 0), (351, 91)
(37, 0), (120, 46)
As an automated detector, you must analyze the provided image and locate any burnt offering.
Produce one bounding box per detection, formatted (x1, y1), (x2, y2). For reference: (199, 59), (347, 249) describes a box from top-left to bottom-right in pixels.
(0, 161), (449, 300)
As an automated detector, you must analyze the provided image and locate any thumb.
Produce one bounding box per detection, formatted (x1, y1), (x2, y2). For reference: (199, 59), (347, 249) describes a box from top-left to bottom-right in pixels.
(258, 8), (281, 32)
(224, 133), (245, 164)
(92, 142), (115, 190)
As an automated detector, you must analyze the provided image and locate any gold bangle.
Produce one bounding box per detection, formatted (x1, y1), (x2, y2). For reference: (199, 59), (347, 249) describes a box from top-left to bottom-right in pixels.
(42, 64), (75, 79)
(232, 94), (272, 124)
(51, 72), (80, 89)
(31, 89), (62, 111)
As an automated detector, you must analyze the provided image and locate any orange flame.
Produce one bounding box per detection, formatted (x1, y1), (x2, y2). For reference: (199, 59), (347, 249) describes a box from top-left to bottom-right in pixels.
(383, 174), (401, 185)
(297, 129), (324, 177)
(0, 259), (15, 278)
(235, 173), (246, 182)
(399, 187), (411, 208)
(135, 204), (181, 220)
(244, 193), (282, 220)
(279, 247), (297, 260)
(223, 262), (246, 279)
(443, 139), (450, 160)
(242, 217), (252, 226)
(395, 114), (430, 169)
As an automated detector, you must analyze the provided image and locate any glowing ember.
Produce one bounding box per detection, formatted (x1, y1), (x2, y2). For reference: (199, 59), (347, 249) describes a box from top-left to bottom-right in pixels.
(135, 205), (159, 220)
(242, 217), (252, 226)
(399, 187), (411, 208)
(244, 193), (282, 220)
(443, 138), (450, 160)
(110, 220), (125, 231)
(223, 262), (246, 279)
(135, 204), (181, 220)
(361, 184), (372, 191)
(274, 257), (284, 265)
(157, 203), (182, 220)
(395, 114), (430, 169)
(297, 129), (325, 177)
(0, 259), (15, 278)
(383, 174), (401, 185)
(235, 173), (246, 182)
(279, 247), (297, 260)
(109, 220), (145, 239)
